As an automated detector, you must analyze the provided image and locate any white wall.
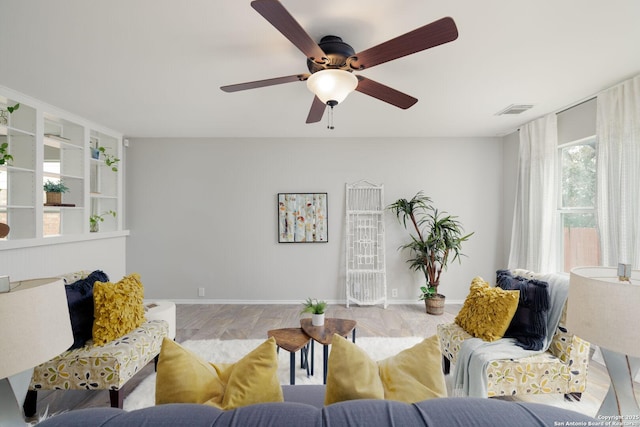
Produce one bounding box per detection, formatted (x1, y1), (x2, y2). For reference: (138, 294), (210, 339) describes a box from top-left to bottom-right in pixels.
(125, 137), (505, 304)
(0, 236), (127, 282)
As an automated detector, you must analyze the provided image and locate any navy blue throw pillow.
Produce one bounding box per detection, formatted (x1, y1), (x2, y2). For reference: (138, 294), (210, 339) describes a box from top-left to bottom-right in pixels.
(496, 270), (549, 351)
(65, 270), (109, 350)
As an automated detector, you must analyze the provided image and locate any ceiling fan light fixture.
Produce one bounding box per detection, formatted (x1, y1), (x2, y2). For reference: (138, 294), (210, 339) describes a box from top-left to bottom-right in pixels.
(306, 69), (358, 105)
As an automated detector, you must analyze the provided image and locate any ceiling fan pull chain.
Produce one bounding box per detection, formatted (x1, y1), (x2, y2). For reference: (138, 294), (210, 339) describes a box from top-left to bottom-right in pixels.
(326, 100), (338, 130)
(327, 105), (334, 130)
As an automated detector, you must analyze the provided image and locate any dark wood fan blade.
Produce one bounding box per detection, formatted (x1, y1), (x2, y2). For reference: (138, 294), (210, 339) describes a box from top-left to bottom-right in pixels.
(251, 0), (326, 62)
(220, 74), (309, 92)
(355, 76), (418, 109)
(349, 17), (458, 70)
(306, 96), (326, 123)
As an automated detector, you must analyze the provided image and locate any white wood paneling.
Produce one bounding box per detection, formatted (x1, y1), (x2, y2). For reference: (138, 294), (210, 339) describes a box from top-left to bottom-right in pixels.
(0, 235), (127, 281)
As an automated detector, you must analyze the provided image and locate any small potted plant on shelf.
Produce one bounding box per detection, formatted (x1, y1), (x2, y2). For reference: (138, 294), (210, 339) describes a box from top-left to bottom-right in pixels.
(95, 146), (120, 172)
(43, 180), (69, 205)
(388, 192), (473, 315)
(89, 210), (116, 233)
(0, 142), (13, 166)
(0, 104), (19, 165)
(0, 103), (19, 126)
(301, 297), (327, 326)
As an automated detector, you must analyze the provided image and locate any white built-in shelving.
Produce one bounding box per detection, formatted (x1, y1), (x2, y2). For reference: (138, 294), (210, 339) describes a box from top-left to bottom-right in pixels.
(0, 87), (124, 246)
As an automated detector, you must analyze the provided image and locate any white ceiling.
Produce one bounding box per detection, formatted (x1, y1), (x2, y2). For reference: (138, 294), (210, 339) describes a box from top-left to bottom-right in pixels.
(1, 0), (639, 138)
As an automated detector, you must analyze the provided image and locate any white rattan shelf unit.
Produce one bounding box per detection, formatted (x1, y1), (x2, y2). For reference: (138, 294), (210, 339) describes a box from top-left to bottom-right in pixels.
(345, 181), (387, 308)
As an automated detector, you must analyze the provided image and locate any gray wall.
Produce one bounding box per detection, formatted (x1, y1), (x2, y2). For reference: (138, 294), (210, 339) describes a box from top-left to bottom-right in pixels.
(501, 131), (519, 263)
(558, 98), (597, 144)
(125, 137), (505, 304)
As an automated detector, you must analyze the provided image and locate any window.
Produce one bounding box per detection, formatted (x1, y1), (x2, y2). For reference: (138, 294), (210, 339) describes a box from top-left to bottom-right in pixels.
(558, 136), (599, 272)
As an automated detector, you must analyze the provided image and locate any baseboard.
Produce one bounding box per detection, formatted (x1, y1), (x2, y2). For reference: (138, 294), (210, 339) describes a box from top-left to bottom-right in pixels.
(146, 298), (464, 305)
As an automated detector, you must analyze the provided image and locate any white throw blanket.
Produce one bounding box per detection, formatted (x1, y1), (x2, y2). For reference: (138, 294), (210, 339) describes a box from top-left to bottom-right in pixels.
(453, 273), (570, 397)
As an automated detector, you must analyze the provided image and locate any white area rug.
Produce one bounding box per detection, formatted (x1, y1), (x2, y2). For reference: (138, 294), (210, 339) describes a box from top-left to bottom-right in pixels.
(124, 336), (424, 411)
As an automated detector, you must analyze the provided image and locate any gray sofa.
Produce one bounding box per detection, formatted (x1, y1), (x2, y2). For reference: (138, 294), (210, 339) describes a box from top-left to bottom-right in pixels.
(38, 385), (596, 426)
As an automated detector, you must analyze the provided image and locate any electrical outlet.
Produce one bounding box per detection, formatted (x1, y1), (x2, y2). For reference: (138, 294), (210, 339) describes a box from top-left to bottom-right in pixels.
(391, 288), (398, 298)
(198, 287), (205, 297)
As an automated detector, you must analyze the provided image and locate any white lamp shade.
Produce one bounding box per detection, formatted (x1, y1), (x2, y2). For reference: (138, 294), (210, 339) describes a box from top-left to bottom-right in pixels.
(306, 69), (358, 104)
(0, 278), (73, 379)
(566, 266), (640, 357)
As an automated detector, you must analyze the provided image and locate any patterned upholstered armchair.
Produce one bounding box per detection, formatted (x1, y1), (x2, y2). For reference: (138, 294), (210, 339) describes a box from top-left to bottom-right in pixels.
(437, 272), (590, 400)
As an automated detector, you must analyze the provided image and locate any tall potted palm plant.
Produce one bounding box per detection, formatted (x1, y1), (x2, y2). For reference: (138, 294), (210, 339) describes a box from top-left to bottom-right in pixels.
(388, 192), (473, 315)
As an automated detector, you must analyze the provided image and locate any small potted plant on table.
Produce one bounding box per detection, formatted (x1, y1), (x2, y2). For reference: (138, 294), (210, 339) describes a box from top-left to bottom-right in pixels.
(388, 192), (473, 315)
(43, 180), (69, 205)
(301, 298), (327, 326)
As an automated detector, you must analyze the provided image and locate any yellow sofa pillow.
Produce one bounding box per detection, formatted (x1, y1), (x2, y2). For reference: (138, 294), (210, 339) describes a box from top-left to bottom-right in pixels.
(455, 276), (520, 341)
(324, 334), (385, 405)
(324, 334), (447, 405)
(92, 273), (145, 346)
(378, 335), (447, 402)
(156, 337), (283, 410)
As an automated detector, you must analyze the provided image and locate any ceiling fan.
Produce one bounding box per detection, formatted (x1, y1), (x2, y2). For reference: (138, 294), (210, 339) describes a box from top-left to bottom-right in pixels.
(221, 0), (458, 126)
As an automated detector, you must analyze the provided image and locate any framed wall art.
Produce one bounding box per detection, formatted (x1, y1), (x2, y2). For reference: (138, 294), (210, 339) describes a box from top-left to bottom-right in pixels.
(278, 193), (328, 243)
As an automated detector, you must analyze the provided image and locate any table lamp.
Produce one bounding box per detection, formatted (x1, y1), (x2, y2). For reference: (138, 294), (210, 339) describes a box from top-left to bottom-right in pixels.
(0, 277), (73, 425)
(566, 266), (640, 418)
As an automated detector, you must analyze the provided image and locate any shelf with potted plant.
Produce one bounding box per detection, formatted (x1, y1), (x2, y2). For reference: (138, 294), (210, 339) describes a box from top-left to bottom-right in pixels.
(89, 210), (116, 233)
(89, 132), (119, 212)
(1, 100), (38, 240)
(43, 180), (71, 206)
(90, 146), (120, 172)
(41, 118), (86, 238)
(1, 102), (36, 174)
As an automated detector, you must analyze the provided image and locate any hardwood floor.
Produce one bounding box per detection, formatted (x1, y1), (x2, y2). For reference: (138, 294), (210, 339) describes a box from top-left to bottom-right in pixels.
(26, 303), (633, 421)
(175, 303), (459, 342)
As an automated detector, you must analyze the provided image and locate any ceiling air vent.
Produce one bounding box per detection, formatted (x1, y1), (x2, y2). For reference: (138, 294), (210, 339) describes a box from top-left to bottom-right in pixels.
(495, 104), (534, 115)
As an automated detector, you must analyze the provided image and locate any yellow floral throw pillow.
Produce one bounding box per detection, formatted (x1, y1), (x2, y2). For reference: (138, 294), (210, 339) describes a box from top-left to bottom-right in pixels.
(156, 337), (284, 410)
(92, 273), (145, 346)
(455, 276), (520, 341)
(324, 334), (447, 405)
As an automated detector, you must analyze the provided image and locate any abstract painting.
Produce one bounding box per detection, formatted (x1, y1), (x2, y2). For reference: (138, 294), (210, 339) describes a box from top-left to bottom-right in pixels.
(278, 193), (328, 243)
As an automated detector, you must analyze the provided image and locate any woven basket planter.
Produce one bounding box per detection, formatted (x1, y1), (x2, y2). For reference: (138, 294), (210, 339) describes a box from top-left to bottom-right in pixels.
(46, 192), (62, 205)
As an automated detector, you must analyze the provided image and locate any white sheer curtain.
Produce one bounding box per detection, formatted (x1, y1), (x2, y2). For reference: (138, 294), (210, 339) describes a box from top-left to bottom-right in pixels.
(596, 74), (640, 267)
(508, 114), (558, 273)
